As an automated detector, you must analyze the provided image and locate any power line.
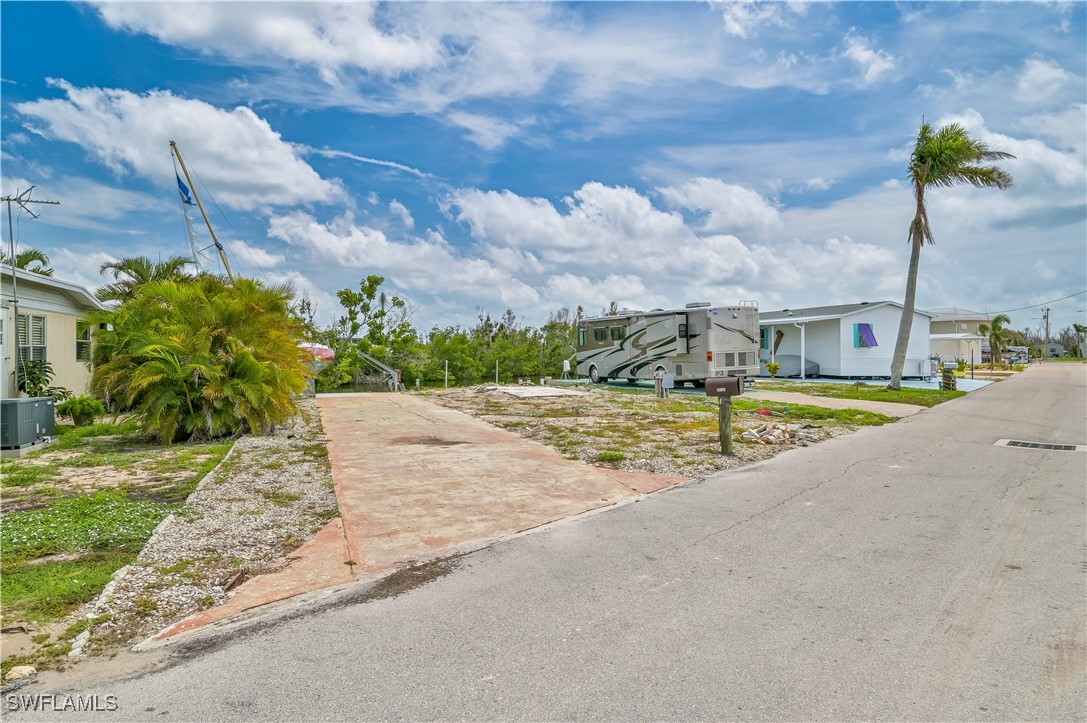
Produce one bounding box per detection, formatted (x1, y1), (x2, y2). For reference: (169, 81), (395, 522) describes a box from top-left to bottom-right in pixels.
(991, 290), (1087, 314)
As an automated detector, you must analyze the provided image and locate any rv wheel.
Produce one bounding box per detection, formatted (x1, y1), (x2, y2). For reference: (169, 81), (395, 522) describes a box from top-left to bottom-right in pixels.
(589, 366), (604, 384)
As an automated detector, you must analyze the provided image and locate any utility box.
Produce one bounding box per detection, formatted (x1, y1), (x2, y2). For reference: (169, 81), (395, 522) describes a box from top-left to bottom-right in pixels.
(0, 397), (56, 450)
(705, 376), (744, 397)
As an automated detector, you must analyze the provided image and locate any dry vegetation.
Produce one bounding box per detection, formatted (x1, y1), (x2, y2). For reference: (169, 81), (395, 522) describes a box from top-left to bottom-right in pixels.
(424, 383), (893, 479)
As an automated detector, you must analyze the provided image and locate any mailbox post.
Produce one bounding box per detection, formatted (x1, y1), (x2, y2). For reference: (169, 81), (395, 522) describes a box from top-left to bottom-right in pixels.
(705, 376), (744, 455)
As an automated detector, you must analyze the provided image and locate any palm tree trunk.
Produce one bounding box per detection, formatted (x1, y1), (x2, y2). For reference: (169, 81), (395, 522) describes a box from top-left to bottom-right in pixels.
(887, 205), (925, 390)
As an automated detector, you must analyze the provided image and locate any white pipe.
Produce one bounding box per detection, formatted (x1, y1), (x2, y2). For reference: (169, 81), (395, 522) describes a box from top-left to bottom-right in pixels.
(793, 322), (806, 380)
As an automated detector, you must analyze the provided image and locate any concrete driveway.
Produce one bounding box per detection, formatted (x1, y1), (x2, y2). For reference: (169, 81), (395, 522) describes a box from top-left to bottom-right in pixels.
(150, 392), (685, 642)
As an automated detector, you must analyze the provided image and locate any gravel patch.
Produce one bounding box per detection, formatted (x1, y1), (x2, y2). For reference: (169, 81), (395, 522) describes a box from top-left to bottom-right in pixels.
(425, 385), (858, 479)
(79, 398), (338, 652)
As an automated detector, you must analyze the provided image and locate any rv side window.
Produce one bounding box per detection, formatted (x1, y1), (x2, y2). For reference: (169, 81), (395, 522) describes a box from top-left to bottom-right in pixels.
(678, 323), (688, 339)
(610, 326), (624, 341)
(594, 327), (608, 343)
(578, 328), (587, 347)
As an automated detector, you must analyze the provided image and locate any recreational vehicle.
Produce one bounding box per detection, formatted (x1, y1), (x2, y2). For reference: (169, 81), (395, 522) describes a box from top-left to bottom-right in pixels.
(576, 302), (760, 386)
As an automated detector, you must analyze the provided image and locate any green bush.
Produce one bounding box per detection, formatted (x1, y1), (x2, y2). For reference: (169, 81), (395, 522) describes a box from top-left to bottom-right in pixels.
(56, 396), (106, 426)
(90, 275), (309, 444)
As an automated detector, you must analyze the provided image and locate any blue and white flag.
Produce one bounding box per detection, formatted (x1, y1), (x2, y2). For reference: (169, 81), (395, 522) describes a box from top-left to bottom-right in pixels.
(176, 173), (195, 206)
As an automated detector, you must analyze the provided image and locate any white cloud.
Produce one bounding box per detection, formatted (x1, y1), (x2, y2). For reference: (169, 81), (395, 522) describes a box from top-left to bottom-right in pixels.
(266, 211), (541, 308)
(805, 177), (834, 191)
(1015, 58), (1073, 105)
(711, 0), (807, 39)
(1020, 104), (1087, 152)
(93, 3), (441, 80)
(659, 177), (782, 236)
(445, 112), (527, 151)
(15, 81), (339, 210)
(388, 200), (414, 229)
(233, 240), (285, 269)
(0, 174), (166, 232)
(841, 31), (896, 86)
(940, 108), (1085, 189)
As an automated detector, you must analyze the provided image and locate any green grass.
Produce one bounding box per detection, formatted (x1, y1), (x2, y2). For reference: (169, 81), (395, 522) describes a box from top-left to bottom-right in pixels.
(256, 488), (304, 507)
(0, 462), (64, 488)
(753, 381), (964, 407)
(597, 451), (627, 462)
(46, 418), (144, 451)
(1, 550), (138, 623)
(731, 399), (893, 426)
(1, 491), (175, 564)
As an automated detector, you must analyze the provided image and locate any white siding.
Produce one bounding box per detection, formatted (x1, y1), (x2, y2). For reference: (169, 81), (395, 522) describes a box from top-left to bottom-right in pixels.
(839, 305), (931, 377)
(759, 320), (841, 376)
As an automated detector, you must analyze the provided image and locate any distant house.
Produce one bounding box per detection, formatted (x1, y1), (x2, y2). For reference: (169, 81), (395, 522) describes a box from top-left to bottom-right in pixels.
(759, 301), (934, 379)
(1046, 342), (1066, 357)
(925, 307), (989, 363)
(1, 266), (106, 399)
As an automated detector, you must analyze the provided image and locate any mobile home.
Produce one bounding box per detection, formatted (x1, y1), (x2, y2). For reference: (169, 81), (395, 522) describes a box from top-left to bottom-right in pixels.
(576, 302), (760, 386)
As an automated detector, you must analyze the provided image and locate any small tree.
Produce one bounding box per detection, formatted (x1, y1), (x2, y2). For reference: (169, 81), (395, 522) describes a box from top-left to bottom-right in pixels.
(766, 361), (781, 380)
(979, 314), (1012, 368)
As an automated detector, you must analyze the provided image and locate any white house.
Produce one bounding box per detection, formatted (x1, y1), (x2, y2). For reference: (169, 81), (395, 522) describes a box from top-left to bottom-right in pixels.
(926, 307), (990, 364)
(759, 301), (934, 379)
(1, 266), (106, 399)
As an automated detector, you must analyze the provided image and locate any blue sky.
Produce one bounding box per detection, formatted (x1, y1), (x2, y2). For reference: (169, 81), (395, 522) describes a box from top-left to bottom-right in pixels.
(2, 1), (1085, 335)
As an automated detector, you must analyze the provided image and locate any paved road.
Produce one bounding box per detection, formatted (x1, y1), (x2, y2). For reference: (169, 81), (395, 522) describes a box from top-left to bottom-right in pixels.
(23, 364), (1086, 720)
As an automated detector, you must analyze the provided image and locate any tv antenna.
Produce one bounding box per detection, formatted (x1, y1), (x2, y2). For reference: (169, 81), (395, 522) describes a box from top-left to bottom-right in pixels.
(2, 186), (60, 397)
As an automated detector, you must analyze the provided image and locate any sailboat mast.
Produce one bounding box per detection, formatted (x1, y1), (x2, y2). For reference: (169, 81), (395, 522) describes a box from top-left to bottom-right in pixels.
(169, 140), (235, 282)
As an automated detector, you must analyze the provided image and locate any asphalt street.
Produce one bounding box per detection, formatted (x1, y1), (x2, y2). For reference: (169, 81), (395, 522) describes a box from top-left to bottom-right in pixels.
(17, 363), (1087, 721)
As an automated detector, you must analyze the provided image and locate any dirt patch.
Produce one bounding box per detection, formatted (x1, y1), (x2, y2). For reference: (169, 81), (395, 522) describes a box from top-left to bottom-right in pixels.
(388, 436), (469, 447)
(424, 385), (860, 479)
(353, 558), (460, 603)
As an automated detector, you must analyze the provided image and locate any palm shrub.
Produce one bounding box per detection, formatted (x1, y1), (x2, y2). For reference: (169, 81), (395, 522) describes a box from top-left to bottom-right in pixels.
(56, 396), (106, 427)
(89, 275), (308, 444)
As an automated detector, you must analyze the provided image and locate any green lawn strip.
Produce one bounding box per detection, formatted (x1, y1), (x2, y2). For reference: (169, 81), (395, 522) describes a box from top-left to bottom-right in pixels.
(1, 549), (138, 623)
(0, 462), (64, 488)
(753, 381), (964, 407)
(1, 491), (175, 565)
(594, 384), (891, 426)
(730, 398), (893, 426)
(45, 419), (144, 452)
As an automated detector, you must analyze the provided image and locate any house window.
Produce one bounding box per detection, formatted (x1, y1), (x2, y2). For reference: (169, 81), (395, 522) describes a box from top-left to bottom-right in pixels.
(17, 314), (47, 362)
(77, 326), (92, 362)
(610, 326), (624, 341)
(593, 327), (608, 343)
(854, 322), (878, 349)
(760, 327), (769, 349)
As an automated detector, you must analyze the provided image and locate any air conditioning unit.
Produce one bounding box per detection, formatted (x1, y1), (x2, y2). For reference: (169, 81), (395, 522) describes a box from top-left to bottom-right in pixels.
(0, 397), (56, 450)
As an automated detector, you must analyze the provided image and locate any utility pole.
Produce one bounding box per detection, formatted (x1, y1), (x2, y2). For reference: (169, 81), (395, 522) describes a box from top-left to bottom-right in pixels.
(1042, 307), (1051, 359)
(2, 187), (60, 398)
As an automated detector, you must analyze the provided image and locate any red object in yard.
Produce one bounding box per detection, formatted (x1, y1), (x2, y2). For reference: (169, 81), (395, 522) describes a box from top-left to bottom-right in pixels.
(299, 342), (336, 362)
(757, 408), (772, 415)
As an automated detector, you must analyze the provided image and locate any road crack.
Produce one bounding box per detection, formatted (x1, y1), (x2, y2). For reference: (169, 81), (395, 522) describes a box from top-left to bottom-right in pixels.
(681, 456), (875, 550)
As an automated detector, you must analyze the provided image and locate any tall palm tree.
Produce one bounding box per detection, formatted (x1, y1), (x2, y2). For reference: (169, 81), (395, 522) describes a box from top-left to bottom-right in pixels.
(95, 254), (194, 302)
(0, 247), (53, 276)
(978, 313), (1012, 367)
(887, 122), (1015, 390)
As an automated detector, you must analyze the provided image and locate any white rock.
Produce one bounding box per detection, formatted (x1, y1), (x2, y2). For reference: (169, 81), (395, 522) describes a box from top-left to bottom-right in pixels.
(4, 665), (36, 681)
